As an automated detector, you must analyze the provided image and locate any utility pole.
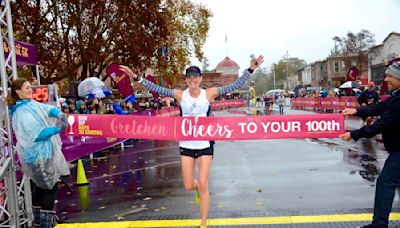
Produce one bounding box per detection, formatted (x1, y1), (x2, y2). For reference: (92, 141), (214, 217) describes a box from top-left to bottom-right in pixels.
(225, 32), (228, 57)
(273, 64), (276, 90)
(285, 50), (289, 91)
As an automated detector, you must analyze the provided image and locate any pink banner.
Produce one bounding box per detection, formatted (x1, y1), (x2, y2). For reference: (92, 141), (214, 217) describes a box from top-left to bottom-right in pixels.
(66, 114), (344, 140)
(211, 100), (246, 110)
(339, 96), (358, 109)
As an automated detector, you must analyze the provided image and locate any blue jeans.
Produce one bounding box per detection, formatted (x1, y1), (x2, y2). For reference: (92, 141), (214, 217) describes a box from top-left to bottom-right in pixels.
(372, 152), (400, 227)
(279, 105), (284, 115)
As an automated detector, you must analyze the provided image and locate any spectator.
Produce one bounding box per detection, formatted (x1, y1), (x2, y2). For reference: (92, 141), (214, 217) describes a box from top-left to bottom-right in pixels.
(113, 99), (127, 115)
(7, 78), (70, 227)
(61, 103), (69, 114)
(276, 94), (285, 115)
(358, 82), (380, 126)
(76, 100), (89, 114)
(340, 61), (400, 228)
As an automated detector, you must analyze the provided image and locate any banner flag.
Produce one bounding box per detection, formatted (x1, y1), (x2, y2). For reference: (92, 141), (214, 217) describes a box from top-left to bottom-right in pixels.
(106, 63), (134, 98)
(66, 114), (344, 140)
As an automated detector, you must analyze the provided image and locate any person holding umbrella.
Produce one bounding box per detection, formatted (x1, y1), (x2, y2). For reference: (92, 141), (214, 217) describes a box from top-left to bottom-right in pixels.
(120, 55), (264, 227)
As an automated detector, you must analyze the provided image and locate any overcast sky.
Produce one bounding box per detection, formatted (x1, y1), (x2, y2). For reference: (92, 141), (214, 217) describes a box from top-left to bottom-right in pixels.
(190, 0), (400, 72)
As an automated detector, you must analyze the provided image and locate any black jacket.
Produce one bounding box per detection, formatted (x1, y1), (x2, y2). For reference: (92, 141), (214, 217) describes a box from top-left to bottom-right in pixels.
(357, 89), (380, 106)
(351, 89), (400, 153)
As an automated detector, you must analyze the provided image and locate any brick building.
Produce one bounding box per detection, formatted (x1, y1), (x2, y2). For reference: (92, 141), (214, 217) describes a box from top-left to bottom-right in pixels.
(131, 56), (240, 97)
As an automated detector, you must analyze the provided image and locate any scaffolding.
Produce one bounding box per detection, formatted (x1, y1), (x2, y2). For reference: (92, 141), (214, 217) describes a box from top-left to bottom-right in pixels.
(0, 0), (33, 227)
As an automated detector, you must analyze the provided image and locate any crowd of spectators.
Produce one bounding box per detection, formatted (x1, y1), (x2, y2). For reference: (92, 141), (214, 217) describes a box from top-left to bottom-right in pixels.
(60, 95), (177, 115)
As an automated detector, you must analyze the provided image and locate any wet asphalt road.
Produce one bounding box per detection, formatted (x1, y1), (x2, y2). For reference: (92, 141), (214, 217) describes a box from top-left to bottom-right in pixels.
(56, 106), (397, 223)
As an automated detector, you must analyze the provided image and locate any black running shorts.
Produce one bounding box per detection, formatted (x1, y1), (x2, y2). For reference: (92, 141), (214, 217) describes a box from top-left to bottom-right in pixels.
(179, 146), (214, 159)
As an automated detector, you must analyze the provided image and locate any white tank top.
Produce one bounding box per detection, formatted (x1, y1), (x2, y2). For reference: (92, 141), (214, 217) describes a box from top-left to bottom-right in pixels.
(179, 89), (210, 149)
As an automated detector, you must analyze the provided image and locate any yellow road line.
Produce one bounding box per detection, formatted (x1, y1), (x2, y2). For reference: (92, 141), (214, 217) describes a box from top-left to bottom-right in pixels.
(56, 212), (400, 228)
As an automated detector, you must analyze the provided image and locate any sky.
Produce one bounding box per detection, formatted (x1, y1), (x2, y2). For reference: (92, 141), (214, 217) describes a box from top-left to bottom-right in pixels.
(190, 0), (400, 72)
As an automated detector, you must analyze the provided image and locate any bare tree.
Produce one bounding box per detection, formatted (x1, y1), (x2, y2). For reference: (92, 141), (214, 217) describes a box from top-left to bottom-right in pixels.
(332, 30), (375, 73)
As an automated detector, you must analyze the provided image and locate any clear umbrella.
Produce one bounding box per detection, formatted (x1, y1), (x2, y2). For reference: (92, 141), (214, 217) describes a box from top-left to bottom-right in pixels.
(78, 77), (111, 98)
(339, 81), (361, 89)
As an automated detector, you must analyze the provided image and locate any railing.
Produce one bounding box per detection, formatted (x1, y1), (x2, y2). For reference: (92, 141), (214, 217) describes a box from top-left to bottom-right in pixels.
(291, 96), (390, 112)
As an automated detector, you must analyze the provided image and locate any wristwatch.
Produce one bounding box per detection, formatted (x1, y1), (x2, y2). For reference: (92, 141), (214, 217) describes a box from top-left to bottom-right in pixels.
(135, 76), (143, 83)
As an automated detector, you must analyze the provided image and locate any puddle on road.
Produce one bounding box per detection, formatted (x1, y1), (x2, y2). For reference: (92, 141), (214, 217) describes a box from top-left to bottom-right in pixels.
(56, 139), (182, 220)
(308, 137), (380, 183)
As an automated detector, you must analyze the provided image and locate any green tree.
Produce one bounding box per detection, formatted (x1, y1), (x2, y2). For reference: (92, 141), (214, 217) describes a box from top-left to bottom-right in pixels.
(271, 57), (306, 89)
(202, 57), (210, 73)
(253, 67), (268, 95)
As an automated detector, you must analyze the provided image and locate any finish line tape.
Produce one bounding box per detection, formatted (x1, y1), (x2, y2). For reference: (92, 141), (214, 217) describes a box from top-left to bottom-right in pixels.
(66, 114), (344, 141)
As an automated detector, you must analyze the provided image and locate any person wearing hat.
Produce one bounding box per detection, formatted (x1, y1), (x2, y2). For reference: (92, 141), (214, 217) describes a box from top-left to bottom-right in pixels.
(120, 55), (264, 227)
(358, 81), (380, 126)
(61, 103), (70, 114)
(340, 60), (400, 228)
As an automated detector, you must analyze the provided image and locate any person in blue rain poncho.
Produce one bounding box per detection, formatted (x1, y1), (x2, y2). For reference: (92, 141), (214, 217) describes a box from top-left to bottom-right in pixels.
(7, 78), (70, 228)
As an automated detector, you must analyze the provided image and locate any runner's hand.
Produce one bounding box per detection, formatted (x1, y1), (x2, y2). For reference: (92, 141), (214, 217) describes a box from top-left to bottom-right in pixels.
(119, 65), (138, 80)
(341, 108), (357, 116)
(249, 55), (264, 71)
(339, 132), (352, 141)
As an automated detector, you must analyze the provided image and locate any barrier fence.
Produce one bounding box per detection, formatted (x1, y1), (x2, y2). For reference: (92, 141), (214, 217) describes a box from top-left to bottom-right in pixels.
(153, 99), (246, 117)
(291, 96), (390, 112)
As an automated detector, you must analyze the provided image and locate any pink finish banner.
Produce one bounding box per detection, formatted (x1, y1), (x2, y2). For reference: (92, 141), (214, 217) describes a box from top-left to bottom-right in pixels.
(66, 114), (344, 140)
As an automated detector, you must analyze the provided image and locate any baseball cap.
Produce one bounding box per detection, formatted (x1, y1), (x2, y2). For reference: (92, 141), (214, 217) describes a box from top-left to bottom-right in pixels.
(185, 66), (201, 77)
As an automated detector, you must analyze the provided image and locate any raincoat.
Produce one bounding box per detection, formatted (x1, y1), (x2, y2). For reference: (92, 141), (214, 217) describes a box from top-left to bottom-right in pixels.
(10, 99), (70, 189)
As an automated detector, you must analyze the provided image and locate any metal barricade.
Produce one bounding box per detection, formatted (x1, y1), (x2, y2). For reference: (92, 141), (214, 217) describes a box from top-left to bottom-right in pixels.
(0, 0), (33, 226)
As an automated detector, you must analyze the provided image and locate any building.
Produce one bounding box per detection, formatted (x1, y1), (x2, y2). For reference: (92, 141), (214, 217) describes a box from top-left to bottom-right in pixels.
(325, 56), (347, 88)
(287, 73), (298, 91)
(215, 56), (240, 75)
(130, 56), (240, 98)
(369, 32), (400, 94)
(301, 64), (312, 88)
(311, 60), (328, 88)
(173, 56), (239, 90)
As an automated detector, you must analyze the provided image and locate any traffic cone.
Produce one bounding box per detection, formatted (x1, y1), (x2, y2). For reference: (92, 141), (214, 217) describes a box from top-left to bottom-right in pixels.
(78, 185), (89, 210)
(76, 159), (89, 186)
